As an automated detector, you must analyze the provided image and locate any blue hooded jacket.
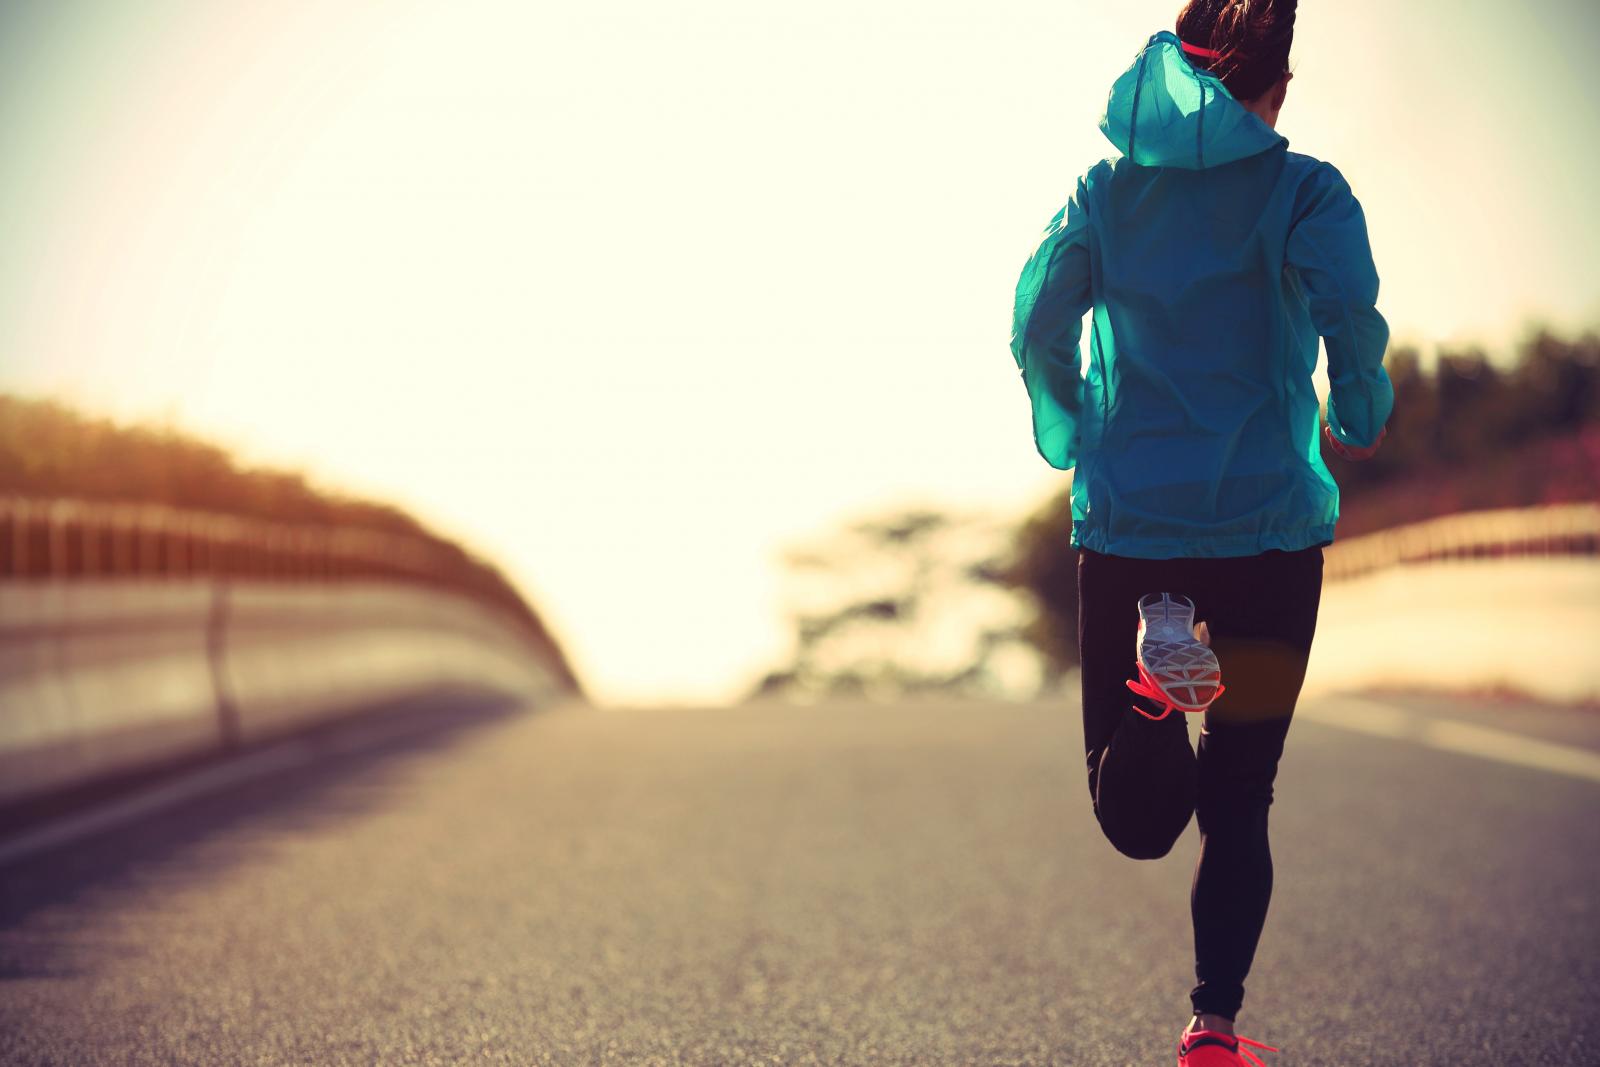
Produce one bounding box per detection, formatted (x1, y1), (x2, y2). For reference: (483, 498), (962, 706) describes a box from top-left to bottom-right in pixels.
(1010, 31), (1393, 558)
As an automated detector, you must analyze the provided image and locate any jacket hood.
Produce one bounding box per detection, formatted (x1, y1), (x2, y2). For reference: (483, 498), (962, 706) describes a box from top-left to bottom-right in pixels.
(1099, 31), (1286, 169)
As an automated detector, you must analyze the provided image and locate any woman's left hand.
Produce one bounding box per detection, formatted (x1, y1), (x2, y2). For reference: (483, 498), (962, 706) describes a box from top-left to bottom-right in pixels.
(1323, 423), (1386, 462)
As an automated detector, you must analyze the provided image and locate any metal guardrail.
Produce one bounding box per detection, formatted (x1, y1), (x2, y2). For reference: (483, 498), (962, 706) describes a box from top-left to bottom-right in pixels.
(4, 497), (454, 581)
(1324, 502), (1600, 582)
(0, 496), (573, 686)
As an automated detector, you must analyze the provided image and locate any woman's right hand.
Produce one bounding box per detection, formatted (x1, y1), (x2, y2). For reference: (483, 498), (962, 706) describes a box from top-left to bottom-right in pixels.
(1324, 423), (1386, 462)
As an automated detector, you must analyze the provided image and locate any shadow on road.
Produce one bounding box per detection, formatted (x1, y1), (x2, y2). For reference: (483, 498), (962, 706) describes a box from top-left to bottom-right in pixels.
(0, 686), (540, 979)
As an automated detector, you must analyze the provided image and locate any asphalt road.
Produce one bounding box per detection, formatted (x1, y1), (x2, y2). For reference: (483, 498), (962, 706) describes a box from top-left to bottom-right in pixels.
(2, 691), (1597, 1066)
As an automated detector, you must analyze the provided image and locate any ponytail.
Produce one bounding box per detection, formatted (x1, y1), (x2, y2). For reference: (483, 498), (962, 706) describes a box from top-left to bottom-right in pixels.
(1175, 0), (1297, 101)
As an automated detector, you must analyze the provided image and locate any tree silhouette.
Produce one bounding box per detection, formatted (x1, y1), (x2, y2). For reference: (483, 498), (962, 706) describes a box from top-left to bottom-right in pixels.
(754, 509), (1040, 700)
(1003, 328), (1600, 677)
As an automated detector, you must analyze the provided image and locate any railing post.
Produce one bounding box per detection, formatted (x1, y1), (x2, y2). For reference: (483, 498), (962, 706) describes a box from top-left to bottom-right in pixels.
(208, 580), (241, 749)
(13, 498), (28, 575)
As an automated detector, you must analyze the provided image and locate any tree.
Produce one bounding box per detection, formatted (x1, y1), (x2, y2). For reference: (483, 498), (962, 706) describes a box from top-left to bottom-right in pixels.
(753, 508), (1044, 700)
(1004, 328), (1600, 678)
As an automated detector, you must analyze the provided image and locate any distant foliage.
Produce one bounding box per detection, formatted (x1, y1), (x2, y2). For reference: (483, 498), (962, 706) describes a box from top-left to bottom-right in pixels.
(1332, 330), (1600, 527)
(0, 393), (578, 687)
(754, 331), (1600, 698)
(753, 510), (1040, 700)
(0, 395), (431, 538)
(1004, 329), (1600, 673)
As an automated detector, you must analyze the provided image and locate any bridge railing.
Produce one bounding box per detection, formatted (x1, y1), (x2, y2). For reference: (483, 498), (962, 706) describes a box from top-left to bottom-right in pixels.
(0, 495), (577, 810)
(1323, 502), (1600, 582)
(0, 495), (569, 677)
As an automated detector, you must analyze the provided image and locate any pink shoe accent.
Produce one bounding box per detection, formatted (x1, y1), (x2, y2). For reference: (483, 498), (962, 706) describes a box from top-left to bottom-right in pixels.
(1132, 593), (1225, 719)
(1127, 661), (1226, 721)
(1177, 1028), (1279, 1067)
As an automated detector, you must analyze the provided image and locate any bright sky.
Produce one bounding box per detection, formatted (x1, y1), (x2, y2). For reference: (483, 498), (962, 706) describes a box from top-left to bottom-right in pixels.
(2, 0), (1597, 705)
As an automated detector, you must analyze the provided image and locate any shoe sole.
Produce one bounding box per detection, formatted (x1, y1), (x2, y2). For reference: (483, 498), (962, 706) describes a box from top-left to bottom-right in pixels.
(1129, 594), (1224, 719)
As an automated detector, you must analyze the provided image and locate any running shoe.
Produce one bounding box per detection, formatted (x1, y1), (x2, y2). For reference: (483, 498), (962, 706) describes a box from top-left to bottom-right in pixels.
(1127, 592), (1225, 721)
(1178, 1028), (1279, 1067)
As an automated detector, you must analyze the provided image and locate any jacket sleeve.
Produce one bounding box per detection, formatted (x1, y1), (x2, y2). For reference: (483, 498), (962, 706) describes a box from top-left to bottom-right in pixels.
(1010, 177), (1093, 471)
(1286, 163), (1394, 449)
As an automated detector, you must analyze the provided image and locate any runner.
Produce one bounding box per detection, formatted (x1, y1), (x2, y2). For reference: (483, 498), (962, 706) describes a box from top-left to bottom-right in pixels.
(1008, 2), (1393, 1064)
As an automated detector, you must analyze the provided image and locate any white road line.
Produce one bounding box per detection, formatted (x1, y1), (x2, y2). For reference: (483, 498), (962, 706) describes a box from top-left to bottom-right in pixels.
(1300, 697), (1600, 785)
(1301, 698), (1411, 739)
(0, 743), (316, 868)
(0, 704), (528, 869)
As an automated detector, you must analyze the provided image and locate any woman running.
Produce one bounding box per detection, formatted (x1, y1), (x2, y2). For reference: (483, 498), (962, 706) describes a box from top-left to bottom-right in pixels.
(1008, 2), (1392, 1064)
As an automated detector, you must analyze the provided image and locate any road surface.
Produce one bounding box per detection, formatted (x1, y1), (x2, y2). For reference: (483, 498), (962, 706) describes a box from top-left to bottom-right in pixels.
(3, 691), (1597, 1065)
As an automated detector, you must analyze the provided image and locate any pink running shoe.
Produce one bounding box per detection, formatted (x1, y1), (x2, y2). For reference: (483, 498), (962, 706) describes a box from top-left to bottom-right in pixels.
(1127, 593), (1225, 721)
(1177, 1028), (1279, 1067)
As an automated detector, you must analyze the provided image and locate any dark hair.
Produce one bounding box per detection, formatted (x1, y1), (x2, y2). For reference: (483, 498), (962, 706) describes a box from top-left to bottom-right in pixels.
(1176, 0), (1297, 102)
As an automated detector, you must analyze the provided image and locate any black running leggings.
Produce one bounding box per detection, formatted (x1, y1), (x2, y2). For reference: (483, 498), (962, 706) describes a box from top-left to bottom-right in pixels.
(1077, 545), (1323, 1020)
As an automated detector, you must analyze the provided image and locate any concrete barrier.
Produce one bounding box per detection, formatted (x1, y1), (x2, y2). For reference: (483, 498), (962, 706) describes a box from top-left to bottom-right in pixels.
(1304, 557), (1600, 705)
(0, 578), (562, 807)
(218, 581), (554, 744)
